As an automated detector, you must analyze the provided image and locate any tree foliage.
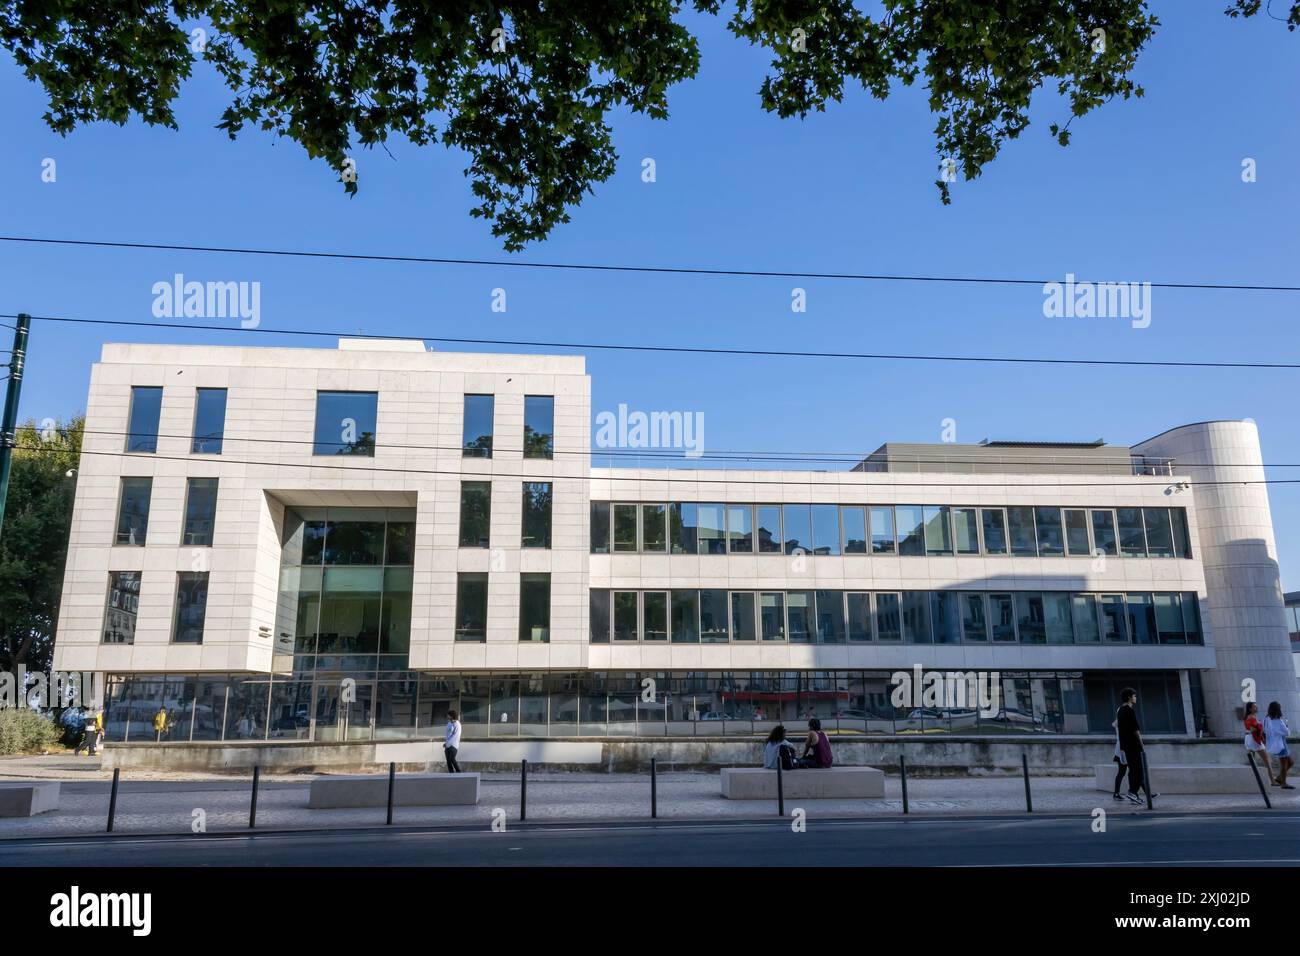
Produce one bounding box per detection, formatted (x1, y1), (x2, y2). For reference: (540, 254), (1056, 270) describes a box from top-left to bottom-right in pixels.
(0, 1), (1292, 247)
(0, 416), (82, 676)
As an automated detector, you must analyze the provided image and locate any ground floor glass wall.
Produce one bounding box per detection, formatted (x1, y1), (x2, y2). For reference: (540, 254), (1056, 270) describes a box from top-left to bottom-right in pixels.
(100, 669), (1190, 742)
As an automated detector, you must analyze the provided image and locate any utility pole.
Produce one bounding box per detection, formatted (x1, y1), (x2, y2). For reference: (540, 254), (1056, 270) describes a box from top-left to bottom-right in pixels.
(0, 313), (31, 540)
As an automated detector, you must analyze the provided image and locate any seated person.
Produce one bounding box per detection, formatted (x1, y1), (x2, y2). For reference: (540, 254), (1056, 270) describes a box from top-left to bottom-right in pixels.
(762, 724), (798, 770)
(796, 718), (834, 768)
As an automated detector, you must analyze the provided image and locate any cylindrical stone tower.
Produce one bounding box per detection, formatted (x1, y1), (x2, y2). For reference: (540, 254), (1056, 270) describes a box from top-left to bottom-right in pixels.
(1134, 420), (1299, 736)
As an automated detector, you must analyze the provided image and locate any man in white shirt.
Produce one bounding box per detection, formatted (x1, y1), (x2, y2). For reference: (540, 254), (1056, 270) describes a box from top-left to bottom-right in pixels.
(444, 709), (463, 773)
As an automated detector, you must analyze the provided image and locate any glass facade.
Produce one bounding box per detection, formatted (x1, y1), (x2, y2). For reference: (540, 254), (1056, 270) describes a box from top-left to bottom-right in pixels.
(313, 391), (378, 456)
(99, 669), (1189, 742)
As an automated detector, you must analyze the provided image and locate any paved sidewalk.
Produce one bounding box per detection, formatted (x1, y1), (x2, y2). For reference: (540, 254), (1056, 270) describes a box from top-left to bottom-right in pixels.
(1, 754), (1292, 839)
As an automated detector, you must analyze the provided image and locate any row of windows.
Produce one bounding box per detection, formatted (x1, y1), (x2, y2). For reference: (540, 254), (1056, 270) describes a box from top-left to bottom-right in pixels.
(124, 386), (556, 459)
(117, 477), (219, 546)
(588, 588), (1204, 646)
(454, 573), (552, 642)
(591, 502), (1193, 560)
(103, 571), (208, 645)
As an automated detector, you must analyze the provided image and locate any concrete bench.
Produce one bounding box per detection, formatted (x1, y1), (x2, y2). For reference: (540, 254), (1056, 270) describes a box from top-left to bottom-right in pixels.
(309, 773), (479, 809)
(721, 767), (885, 800)
(0, 781), (60, 817)
(1093, 763), (1260, 795)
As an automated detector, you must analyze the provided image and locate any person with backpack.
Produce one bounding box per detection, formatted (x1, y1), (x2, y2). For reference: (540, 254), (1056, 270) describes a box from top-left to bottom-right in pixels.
(762, 724), (797, 770)
(796, 717), (834, 769)
(1263, 701), (1294, 789)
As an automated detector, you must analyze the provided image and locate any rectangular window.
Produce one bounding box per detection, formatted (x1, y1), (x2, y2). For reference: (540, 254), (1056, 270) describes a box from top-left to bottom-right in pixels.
(989, 593), (1017, 642)
(1007, 507), (1037, 557)
(459, 481), (491, 548)
(930, 591), (960, 643)
(642, 504), (668, 552)
(172, 571), (209, 644)
(696, 504), (727, 555)
(125, 385), (163, 453)
(960, 592), (989, 641)
(671, 590), (700, 643)
(590, 502), (610, 554)
(847, 593), (872, 641)
(1015, 592), (1046, 644)
(923, 506), (953, 556)
(1071, 594), (1102, 642)
(782, 504), (812, 555)
(523, 396), (554, 460)
(1143, 508), (1174, 558)
(1117, 508), (1147, 557)
(1126, 592), (1157, 644)
(191, 388), (227, 454)
(116, 477), (153, 545)
(1034, 508), (1065, 557)
(613, 591), (639, 641)
(700, 590), (730, 643)
(387, 520), (416, 565)
(815, 590), (845, 643)
(103, 571), (140, 644)
(455, 573), (488, 641)
(727, 504), (754, 553)
(643, 592), (668, 641)
(462, 394), (494, 458)
(1171, 508), (1192, 558)
(841, 506), (867, 554)
(1154, 592), (1185, 643)
(1064, 509), (1091, 556)
(589, 590), (611, 643)
(521, 483), (552, 549)
(519, 573), (550, 642)
(760, 592), (785, 641)
(313, 391), (378, 456)
(981, 508), (1008, 555)
(731, 592), (757, 641)
(870, 506), (896, 555)
(1091, 510), (1118, 556)
(902, 590), (932, 643)
(811, 505), (840, 556)
(1100, 594), (1128, 642)
(1181, 592), (1203, 645)
(181, 477), (218, 546)
(953, 508), (979, 555)
(787, 590), (813, 643)
(875, 592), (902, 641)
(672, 503), (698, 554)
(612, 503), (638, 552)
(756, 505), (782, 553)
(1044, 592), (1074, 643)
(896, 506), (925, 556)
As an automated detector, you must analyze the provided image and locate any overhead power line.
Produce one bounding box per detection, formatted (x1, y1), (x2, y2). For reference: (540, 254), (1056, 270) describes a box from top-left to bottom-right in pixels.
(19, 425), (1292, 471)
(2, 235), (1298, 292)
(5, 313), (1299, 371)
(25, 443), (1297, 490)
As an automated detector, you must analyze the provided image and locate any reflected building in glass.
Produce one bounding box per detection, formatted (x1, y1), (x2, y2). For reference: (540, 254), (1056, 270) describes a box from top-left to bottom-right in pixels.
(52, 340), (1299, 744)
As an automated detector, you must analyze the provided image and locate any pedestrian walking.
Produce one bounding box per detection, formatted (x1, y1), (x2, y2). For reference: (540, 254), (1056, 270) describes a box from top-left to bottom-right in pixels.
(1243, 701), (1275, 784)
(1116, 687), (1149, 806)
(1263, 701), (1294, 789)
(444, 709), (463, 773)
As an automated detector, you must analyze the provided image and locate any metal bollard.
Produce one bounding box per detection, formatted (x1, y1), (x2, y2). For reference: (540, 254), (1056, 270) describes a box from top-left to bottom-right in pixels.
(776, 759), (785, 818)
(106, 767), (120, 833)
(249, 765), (260, 829)
(520, 758), (528, 822)
(1022, 753), (1033, 813)
(386, 761), (396, 826)
(650, 757), (658, 819)
(900, 754), (909, 815)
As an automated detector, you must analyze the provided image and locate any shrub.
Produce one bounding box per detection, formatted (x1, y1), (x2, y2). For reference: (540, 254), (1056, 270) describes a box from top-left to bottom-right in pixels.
(0, 709), (63, 755)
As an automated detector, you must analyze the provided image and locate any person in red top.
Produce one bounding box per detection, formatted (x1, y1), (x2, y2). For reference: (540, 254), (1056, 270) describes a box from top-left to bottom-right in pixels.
(1244, 701), (1276, 783)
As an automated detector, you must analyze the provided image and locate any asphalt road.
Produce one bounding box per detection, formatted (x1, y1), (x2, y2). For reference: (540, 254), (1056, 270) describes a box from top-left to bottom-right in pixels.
(4, 812), (1297, 867)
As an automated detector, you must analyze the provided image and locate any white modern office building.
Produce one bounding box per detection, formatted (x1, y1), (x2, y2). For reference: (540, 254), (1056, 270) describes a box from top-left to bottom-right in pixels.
(52, 340), (1299, 743)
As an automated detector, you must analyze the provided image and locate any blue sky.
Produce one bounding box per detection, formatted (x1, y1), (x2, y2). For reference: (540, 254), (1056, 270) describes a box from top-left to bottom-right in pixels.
(0, 3), (1297, 585)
